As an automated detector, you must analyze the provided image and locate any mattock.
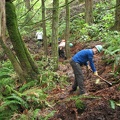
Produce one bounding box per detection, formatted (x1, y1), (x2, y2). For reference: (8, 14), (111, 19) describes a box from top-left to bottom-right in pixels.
(89, 69), (112, 86)
(97, 75), (112, 86)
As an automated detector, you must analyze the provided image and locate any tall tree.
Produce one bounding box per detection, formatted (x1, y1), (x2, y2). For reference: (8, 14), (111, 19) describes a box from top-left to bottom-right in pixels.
(52, 0), (59, 70)
(112, 0), (120, 31)
(24, 0), (32, 24)
(0, 0), (5, 40)
(0, 0), (27, 82)
(65, 0), (70, 59)
(41, 0), (48, 56)
(5, 1), (39, 82)
(85, 0), (93, 25)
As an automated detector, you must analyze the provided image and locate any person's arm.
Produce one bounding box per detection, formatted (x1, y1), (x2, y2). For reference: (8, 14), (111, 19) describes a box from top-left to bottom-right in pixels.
(89, 57), (98, 76)
(84, 62), (88, 66)
(89, 57), (96, 72)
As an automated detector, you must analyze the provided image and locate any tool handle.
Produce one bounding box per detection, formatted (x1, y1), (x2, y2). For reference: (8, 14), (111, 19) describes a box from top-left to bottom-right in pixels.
(97, 75), (112, 86)
(88, 69), (112, 86)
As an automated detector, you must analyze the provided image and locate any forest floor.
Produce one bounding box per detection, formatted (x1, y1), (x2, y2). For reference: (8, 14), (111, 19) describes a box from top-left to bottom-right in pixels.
(1, 38), (120, 120)
(26, 39), (120, 120)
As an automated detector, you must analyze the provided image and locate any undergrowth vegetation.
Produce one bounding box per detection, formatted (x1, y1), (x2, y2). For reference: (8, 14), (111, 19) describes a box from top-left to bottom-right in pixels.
(0, 60), (68, 120)
(0, 0), (120, 119)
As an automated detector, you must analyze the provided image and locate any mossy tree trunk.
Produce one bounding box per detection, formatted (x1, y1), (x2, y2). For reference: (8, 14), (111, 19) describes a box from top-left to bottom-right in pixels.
(0, 0), (27, 82)
(112, 0), (120, 31)
(65, 0), (71, 59)
(41, 0), (48, 56)
(5, 1), (39, 81)
(52, 0), (59, 70)
(0, 38), (27, 82)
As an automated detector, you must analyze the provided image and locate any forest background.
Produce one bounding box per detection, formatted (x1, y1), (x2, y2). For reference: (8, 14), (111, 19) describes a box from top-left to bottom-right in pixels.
(0, 0), (120, 119)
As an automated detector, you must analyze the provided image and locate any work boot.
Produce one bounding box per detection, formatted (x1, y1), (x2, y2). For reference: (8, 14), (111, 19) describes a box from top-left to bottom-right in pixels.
(80, 91), (85, 95)
(69, 88), (76, 94)
(79, 90), (86, 95)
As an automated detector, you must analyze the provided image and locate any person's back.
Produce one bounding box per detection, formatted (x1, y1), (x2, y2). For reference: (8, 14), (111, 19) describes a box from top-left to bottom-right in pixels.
(69, 45), (103, 95)
(36, 31), (43, 48)
(58, 39), (65, 48)
(36, 32), (43, 40)
(58, 39), (66, 59)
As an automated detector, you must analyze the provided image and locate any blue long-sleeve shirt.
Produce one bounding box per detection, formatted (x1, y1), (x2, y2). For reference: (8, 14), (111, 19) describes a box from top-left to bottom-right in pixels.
(72, 49), (96, 72)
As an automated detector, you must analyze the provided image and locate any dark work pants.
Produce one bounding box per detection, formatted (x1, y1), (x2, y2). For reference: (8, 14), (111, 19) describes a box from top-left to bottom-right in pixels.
(59, 48), (65, 58)
(70, 60), (85, 94)
(37, 39), (43, 48)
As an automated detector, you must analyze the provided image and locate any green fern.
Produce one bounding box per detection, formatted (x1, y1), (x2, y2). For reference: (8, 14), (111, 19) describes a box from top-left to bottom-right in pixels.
(19, 80), (38, 92)
(0, 74), (11, 79)
(5, 94), (28, 108)
(0, 100), (21, 112)
(0, 61), (15, 96)
(32, 109), (40, 118)
(39, 110), (56, 120)
(75, 99), (86, 110)
(0, 94), (28, 112)
(0, 78), (15, 96)
(0, 109), (14, 120)
(0, 78), (14, 87)
(0, 67), (17, 82)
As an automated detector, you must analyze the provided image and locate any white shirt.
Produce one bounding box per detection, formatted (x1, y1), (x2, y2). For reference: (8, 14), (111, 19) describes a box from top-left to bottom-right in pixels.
(36, 32), (43, 39)
(59, 41), (65, 48)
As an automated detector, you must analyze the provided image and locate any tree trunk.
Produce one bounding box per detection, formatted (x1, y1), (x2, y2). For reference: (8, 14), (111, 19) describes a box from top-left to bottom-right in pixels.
(24, 0), (32, 24)
(0, 38), (27, 82)
(112, 0), (120, 31)
(52, 0), (59, 70)
(85, 0), (93, 25)
(65, 0), (71, 59)
(0, 0), (26, 82)
(41, 0), (48, 56)
(5, 1), (39, 81)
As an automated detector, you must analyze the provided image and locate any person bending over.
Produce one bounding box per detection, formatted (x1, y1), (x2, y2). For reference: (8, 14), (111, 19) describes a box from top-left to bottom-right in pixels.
(69, 45), (103, 95)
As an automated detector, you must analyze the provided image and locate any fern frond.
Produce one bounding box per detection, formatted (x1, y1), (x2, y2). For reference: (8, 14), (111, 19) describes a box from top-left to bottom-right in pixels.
(0, 78), (14, 86)
(33, 109), (40, 118)
(5, 94), (28, 108)
(0, 100), (21, 112)
(0, 73), (11, 79)
(0, 109), (14, 120)
(5, 85), (22, 97)
(19, 81), (37, 92)
(0, 67), (13, 73)
(111, 49), (120, 55)
(23, 87), (47, 100)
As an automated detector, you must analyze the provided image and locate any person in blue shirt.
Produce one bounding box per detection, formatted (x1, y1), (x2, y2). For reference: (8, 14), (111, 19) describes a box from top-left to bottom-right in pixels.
(69, 45), (103, 95)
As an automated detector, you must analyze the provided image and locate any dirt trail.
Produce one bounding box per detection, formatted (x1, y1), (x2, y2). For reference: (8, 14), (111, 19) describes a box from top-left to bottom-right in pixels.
(25, 40), (120, 120)
(46, 42), (120, 120)
(2, 38), (120, 120)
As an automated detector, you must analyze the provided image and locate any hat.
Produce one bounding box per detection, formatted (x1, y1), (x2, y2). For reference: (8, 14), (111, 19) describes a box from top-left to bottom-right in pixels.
(95, 45), (103, 52)
(69, 43), (73, 47)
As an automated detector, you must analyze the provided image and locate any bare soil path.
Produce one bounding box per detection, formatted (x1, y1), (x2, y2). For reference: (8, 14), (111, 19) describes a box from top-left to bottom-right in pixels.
(1, 38), (120, 120)
(45, 42), (120, 120)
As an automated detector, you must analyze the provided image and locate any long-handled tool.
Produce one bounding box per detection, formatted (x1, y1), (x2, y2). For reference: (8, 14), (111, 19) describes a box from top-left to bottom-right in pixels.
(89, 69), (112, 86)
(97, 75), (112, 86)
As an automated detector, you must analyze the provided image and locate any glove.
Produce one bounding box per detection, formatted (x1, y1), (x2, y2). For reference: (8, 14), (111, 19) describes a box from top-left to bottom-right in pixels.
(94, 71), (98, 76)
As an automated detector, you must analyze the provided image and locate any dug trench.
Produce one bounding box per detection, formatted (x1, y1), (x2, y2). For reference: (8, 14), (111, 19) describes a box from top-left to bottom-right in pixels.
(45, 41), (120, 120)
